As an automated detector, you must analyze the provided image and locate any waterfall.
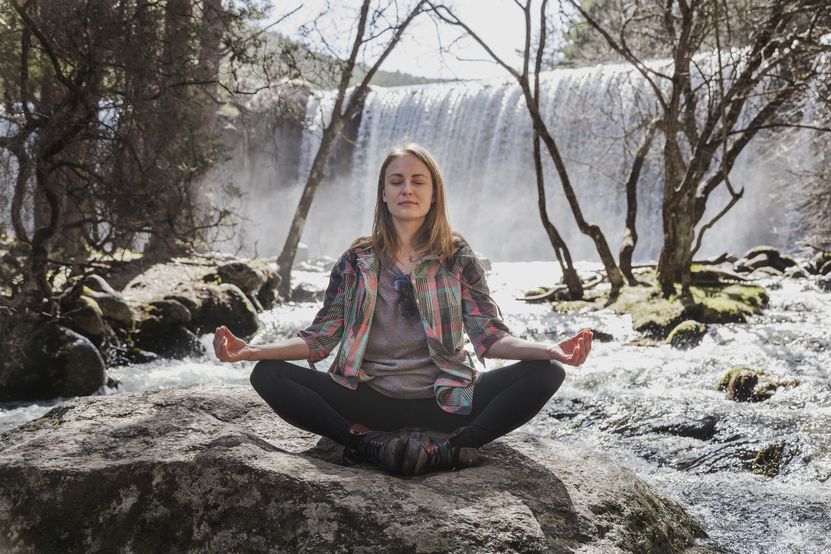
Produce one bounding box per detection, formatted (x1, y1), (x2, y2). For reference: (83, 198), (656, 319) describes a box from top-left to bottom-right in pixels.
(220, 62), (814, 262)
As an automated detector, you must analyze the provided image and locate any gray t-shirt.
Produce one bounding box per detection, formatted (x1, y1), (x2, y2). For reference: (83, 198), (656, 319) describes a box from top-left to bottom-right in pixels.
(361, 264), (441, 399)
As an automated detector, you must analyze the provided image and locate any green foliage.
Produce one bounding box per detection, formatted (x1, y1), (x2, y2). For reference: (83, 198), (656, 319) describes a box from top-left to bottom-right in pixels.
(264, 32), (449, 90)
(553, 0), (622, 68)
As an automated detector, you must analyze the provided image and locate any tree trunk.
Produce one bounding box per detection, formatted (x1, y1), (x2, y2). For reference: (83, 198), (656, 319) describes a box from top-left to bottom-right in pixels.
(276, 119), (346, 297)
(657, 170), (696, 296)
(532, 130), (582, 299)
(275, 0), (422, 296)
(619, 119), (658, 285)
(519, 81), (625, 295)
(144, 0), (194, 260)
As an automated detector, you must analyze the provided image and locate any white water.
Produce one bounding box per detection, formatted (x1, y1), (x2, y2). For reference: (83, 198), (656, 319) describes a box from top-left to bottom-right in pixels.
(226, 64), (813, 263)
(3, 263), (829, 553)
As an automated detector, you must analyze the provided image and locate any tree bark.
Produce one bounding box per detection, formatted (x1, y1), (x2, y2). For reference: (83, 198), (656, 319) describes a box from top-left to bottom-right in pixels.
(619, 119), (659, 285)
(276, 0), (425, 297)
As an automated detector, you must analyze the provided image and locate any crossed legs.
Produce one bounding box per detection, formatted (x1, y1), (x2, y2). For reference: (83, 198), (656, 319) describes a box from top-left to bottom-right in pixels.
(249, 358), (565, 449)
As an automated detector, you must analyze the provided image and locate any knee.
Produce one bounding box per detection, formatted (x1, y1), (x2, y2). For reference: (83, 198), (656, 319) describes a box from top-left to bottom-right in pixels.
(249, 360), (287, 392)
(527, 359), (566, 398)
(548, 360), (566, 392)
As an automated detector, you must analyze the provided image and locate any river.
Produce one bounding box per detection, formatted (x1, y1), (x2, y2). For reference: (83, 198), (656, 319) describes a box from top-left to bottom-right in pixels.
(1, 260), (829, 553)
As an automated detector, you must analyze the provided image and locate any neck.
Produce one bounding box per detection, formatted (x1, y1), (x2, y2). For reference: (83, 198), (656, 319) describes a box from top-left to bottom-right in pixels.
(393, 218), (425, 260)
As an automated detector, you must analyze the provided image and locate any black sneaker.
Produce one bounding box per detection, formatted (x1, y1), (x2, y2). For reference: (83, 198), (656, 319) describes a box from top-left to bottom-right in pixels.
(399, 430), (481, 475)
(343, 424), (406, 474)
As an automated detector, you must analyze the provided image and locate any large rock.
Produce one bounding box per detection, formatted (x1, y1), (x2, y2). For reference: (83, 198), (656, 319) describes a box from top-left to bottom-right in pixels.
(0, 385), (705, 553)
(83, 289), (134, 326)
(123, 258), (260, 339)
(734, 246), (796, 274)
(0, 325), (106, 401)
(666, 320), (707, 350)
(167, 283), (258, 338)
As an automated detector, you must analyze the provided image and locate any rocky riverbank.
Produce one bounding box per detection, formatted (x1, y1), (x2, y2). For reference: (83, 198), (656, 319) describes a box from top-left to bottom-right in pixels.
(0, 250), (281, 402)
(0, 384), (707, 553)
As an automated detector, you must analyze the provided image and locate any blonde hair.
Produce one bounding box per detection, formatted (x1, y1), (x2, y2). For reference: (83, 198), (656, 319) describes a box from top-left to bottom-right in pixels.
(352, 143), (463, 263)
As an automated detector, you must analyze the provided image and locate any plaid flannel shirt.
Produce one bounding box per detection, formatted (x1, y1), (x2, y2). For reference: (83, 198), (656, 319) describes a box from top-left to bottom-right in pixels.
(297, 241), (511, 415)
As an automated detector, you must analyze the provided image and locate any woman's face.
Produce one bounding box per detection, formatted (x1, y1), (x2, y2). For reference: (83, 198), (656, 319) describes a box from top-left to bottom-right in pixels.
(382, 154), (435, 224)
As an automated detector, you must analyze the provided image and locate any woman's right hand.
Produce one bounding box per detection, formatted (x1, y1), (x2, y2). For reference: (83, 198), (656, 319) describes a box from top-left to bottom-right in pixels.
(213, 325), (256, 362)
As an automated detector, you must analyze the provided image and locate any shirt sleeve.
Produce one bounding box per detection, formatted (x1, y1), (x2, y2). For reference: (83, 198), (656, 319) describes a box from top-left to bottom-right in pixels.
(455, 246), (511, 360)
(296, 250), (356, 362)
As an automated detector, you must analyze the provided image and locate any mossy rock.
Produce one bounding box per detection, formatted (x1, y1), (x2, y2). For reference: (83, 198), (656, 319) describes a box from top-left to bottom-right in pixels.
(741, 245), (782, 260)
(552, 299), (599, 314)
(610, 286), (686, 339)
(751, 443), (784, 477)
(809, 252), (831, 274)
(684, 284), (768, 324)
(718, 367), (763, 402)
(717, 367), (797, 402)
(1, 325), (106, 401)
(666, 320), (707, 350)
(64, 295), (106, 340)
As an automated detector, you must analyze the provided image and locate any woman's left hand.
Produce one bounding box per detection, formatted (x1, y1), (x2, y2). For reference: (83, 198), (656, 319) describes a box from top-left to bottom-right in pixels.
(546, 329), (593, 366)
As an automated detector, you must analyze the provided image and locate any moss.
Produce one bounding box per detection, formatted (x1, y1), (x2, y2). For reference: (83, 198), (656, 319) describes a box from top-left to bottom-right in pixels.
(552, 299), (599, 314)
(717, 367), (794, 402)
(523, 288), (548, 297)
(666, 320), (707, 349)
(609, 286), (685, 338)
(549, 274), (768, 338)
(751, 443), (784, 477)
(718, 367), (765, 390)
(79, 295), (103, 318)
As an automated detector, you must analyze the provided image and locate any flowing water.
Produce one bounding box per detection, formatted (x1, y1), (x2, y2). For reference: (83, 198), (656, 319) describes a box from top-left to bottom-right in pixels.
(2, 60), (828, 552)
(222, 63), (815, 263)
(2, 261), (829, 553)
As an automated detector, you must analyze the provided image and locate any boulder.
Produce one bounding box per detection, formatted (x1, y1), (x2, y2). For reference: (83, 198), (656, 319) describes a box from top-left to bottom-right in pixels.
(83, 274), (118, 295)
(666, 320), (707, 350)
(291, 282), (324, 303)
(650, 415), (719, 441)
(0, 385), (706, 553)
(717, 367), (799, 403)
(589, 328), (615, 343)
(148, 298), (192, 324)
(249, 260), (281, 310)
(167, 283), (258, 338)
(751, 443), (785, 478)
(809, 252), (831, 274)
(740, 245), (782, 260)
(784, 264), (810, 279)
(734, 246), (796, 274)
(718, 368), (759, 402)
(65, 295), (106, 338)
(0, 325), (106, 401)
(83, 289), (134, 326)
(134, 299), (203, 359)
(213, 262), (266, 294)
(135, 322), (205, 360)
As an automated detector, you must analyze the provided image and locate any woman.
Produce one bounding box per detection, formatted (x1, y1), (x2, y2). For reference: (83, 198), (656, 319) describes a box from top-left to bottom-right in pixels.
(214, 143), (592, 476)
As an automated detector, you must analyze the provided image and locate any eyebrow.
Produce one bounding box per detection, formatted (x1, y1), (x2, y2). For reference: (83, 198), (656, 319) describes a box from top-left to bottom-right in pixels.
(388, 173), (429, 178)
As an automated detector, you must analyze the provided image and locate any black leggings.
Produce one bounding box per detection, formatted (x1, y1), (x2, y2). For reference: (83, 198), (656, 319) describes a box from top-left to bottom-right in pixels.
(249, 358), (565, 449)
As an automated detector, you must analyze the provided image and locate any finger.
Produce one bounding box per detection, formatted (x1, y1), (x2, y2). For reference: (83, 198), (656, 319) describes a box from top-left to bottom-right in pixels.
(569, 343), (581, 365)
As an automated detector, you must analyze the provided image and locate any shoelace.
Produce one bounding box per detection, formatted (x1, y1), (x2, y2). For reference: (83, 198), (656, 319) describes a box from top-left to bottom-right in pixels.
(366, 436), (387, 462)
(422, 438), (456, 470)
